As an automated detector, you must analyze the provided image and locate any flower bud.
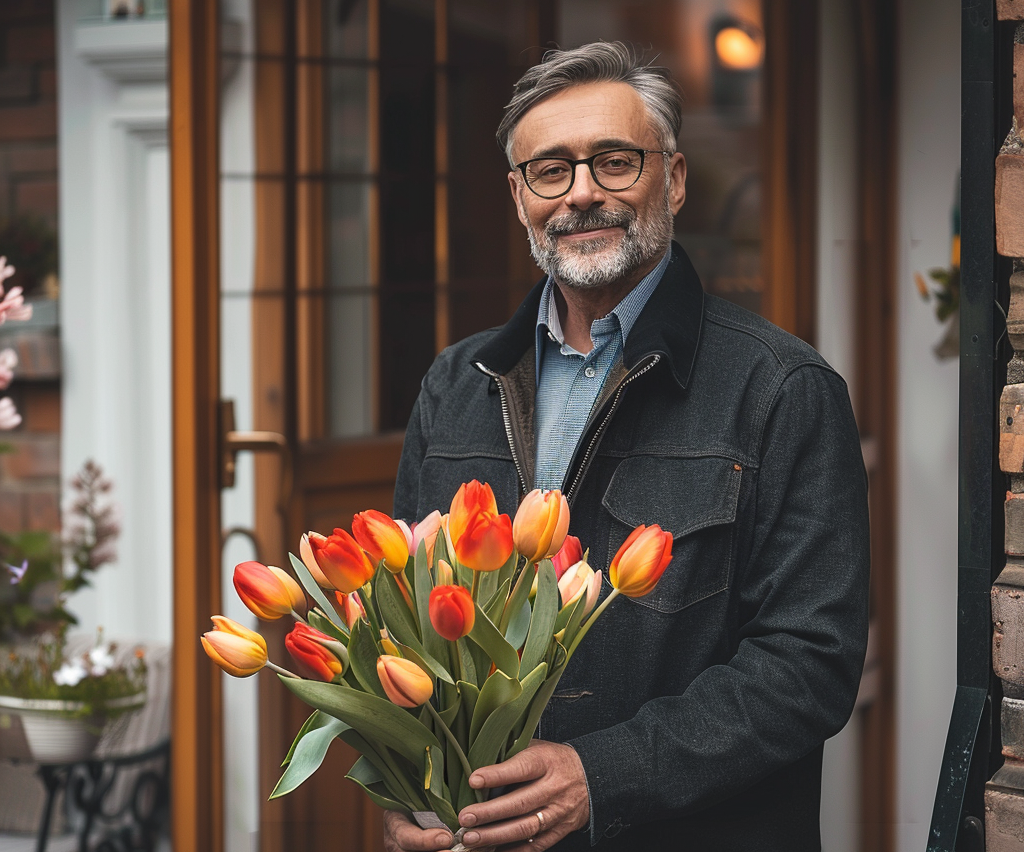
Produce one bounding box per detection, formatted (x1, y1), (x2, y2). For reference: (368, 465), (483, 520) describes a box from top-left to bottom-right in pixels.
(429, 584), (476, 641)
(557, 560), (602, 616)
(376, 655), (433, 707)
(300, 532), (335, 589)
(352, 509), (410, 573)
(608, 524), (673, 597)
(333, 591), (365, 629)
(201, 616), (267, 677)
(435, 559), (454, 587)
(308, 528), (376, 594)
(285, 623), (345, 682)
(513, 489), (570, 563)
(448, 480), (499, 547)
(233, 560), (307, 620)
(454, 511), (514, 573)
(551, 535), (584, 581)
(412, 510), (443, 564)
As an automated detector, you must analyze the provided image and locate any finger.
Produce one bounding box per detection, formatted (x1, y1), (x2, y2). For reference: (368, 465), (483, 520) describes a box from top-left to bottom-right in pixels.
(383, 810), (454, 852)
(468, 748), (546, 790)
(460, 786), (549, 828)
(502, 828), (561, 852)
(460, 812), (547, 849)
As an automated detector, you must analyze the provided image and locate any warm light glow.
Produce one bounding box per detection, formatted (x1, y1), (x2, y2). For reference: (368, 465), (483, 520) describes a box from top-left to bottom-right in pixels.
(715, 26), (762, 70)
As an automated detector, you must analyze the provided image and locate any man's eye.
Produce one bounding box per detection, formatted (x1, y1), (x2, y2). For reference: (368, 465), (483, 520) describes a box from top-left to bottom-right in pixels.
(534, 162), (570, 181)
(598, 156), (632, 171)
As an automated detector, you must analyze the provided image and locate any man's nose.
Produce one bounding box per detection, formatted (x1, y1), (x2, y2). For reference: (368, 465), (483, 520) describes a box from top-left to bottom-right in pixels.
(564, 162), (606, 209)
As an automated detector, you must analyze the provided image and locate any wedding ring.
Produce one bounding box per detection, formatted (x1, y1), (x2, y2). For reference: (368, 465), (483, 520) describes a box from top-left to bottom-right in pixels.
(536, 810), (546, 830)
(528, 840), (534, 845)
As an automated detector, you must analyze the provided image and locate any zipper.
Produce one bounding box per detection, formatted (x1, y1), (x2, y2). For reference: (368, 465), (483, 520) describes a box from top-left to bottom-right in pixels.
(564, 354), (661, 505)
(474, 362), (528, 495)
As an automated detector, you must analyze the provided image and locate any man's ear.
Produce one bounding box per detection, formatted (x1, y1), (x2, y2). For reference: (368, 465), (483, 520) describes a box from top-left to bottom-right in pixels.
(508, 171), (530, 228)
(669, 153), (687, 214)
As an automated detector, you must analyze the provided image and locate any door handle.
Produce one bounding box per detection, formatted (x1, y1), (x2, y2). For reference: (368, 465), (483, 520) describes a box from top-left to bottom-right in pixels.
(219, 399), (292, 517)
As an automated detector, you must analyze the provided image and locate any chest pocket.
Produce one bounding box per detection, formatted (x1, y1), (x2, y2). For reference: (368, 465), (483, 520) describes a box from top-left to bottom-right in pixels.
(602, 455), (742, 613)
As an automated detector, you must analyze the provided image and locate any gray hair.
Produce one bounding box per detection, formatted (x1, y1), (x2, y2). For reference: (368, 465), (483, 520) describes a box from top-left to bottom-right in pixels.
(497, 41), (683, 166)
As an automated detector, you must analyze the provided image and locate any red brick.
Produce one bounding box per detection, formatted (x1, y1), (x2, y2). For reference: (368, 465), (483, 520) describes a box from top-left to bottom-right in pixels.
(4, 435), (59, 480)
(15, 178), (57, 218)
(0, 490), (24, 529)
(997, 151), (1024, 257)
(1016, 43), (1024, 124)
(999, 0), (1024, 19)
(20, 388), (59, 432)
(0, 67), (33, 102)
(7, 143), (57, 174)
(26, 489), (58, 531)
(0, 102), (56, 142)
(37, 66), (55, 98)
(5, 25), (55, 65)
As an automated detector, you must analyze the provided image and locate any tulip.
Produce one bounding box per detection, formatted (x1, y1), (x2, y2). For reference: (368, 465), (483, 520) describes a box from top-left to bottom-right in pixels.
(285, 623), (345, 682)
(233, 560), (307, 620)
(429, 584), (476, 641)
(300, 532), (335, 589)
(412, 510), (443, 564)
(513, 489), (570, 563)
(333, 591), (365, 629)
(352, 509), (410, 573)
(201, 616), (267, 677)
(395, 518), (415, 551)
(377, 655), (433, 708)
(608, 524), (674, 597)
(448, 480), (499, 547)
(308, 528), (376, 594)
(551, 535), (584, 581)
(435, 559), (454, 587)
(557, 560), (602, 616)
(454, 511), (514, 573)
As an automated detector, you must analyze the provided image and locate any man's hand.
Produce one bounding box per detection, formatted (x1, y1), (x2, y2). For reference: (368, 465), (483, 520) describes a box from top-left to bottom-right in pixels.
(382, 810), (454, 852)
(457, 741), (589, 851)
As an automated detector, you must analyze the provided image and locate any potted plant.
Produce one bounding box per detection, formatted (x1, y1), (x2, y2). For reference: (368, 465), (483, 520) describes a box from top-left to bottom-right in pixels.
(0, 461), (147, 764)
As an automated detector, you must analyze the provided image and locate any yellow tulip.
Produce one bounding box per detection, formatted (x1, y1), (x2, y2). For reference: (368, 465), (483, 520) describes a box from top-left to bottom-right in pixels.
(376, 655), (433, 708)
(201, 616), (267, 677)
(513, 489), (570, 563)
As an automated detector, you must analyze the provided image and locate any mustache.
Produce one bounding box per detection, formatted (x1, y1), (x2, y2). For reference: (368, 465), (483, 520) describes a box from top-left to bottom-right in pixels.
(544, 207), (635, 238)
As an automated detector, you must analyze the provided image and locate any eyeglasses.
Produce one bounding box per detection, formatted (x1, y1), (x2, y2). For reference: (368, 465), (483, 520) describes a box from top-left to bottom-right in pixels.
(514, 148), (669, 199)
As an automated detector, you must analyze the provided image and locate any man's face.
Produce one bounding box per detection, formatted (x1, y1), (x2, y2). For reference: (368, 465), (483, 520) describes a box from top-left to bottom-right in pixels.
(507, 81), (687, 290)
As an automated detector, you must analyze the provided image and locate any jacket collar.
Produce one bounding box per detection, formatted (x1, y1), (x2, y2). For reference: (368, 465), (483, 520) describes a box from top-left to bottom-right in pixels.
(472, 241), (704, 389)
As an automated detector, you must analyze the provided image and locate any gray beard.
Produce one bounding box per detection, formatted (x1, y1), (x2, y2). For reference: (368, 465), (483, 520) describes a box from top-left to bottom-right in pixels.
(525, 191), (674, 290)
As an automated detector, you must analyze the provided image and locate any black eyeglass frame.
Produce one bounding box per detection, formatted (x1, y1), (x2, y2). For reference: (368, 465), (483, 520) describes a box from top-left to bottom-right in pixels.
(514, 148), (671, 199)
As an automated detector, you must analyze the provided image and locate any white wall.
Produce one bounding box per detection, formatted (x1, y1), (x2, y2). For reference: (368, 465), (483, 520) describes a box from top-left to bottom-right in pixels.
(895, 1), (961, 849)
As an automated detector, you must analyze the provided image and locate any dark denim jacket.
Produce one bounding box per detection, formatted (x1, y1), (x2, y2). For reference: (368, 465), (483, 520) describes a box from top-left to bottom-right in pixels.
(395, 243), (870, 851)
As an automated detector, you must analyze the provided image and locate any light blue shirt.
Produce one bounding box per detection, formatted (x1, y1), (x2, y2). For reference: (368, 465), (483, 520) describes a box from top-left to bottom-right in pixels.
(533, 250), (671, 491)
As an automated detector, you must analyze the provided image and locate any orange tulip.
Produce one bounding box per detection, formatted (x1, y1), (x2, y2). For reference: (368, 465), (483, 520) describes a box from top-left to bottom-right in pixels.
(333, 591), (365, 629)
(412, 510), (443, 564)
(201, 616), (267, 677)
(376, 655), (433, 707)
(233, 560), (307, 620)
(285, 623), (345, 682)
(557, 560), (602, 616)
(513, 489), (570, 563)
(454, 511), (514, 573)
(352, 509), (410, 573)
(309, 528), (376, 594)
(551, 535), (584, 580)
(428, 584), (476, 641)
(608, 524), (674, 597)
(449, 480), (499, 547)
(300, 532), (335, 589)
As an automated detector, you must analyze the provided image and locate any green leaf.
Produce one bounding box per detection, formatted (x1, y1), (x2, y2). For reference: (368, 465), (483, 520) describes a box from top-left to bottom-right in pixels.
(520, 562), (558, 676)
(504, 597), (532, 652)
(270, 713), (347, 798)
(289, 552), (342, 630)
(394, 638), (455, 686)
(339, 728), (421, 808)
(467, 606), (519, 679)
(413, 540), (435, 637)
(282, 710), (327, 766)
(483, 578), (511, 624)
(346, 756), (415, 814)
(500, 560), (537, 634)
(508, 644), (568, 758)
(280, 675), (444, 766)
(558, 593), (590, 652)
(456, 637), (478, 686)
(423, 746), (460, 831)
(308, 608), (350, 645)
(347, 619), (387, 698)
(377, 566), (421, 646)
(468, 663), (547, 771)
(469, 670), (521, 745)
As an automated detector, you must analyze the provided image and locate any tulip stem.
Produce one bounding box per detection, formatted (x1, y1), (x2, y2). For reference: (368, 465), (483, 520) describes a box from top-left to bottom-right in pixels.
(397, 570), (416, 612)
(266, 660), (302, 679)
(424, 701), (479, 801)
(565, 589), (620, 660)
(470, 570), (480, 603)
(290, 609), (308, 624)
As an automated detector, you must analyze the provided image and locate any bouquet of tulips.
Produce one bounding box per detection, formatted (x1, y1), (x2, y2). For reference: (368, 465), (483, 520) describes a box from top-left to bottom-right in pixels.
(202, 481), (672, 846)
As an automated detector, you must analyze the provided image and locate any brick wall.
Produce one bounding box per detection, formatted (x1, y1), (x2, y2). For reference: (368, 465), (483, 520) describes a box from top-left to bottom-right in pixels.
(0, 0), (59, 536)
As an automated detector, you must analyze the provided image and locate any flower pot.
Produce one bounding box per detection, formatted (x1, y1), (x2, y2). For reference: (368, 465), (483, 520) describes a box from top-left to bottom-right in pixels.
(0, 693), (146, 764)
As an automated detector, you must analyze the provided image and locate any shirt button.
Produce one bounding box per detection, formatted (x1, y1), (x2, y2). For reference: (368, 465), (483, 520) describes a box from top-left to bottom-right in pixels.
(584, 366), (596, 378)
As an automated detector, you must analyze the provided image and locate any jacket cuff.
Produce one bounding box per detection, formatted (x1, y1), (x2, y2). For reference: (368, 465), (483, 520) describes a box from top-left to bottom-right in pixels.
(565, 725), (645, 845)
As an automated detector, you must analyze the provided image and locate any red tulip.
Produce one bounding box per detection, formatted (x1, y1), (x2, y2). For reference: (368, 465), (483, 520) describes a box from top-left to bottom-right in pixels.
(352, 509), (410, 573)
(300, 532), (335, 588)
(377, 655), (433, 707)
(201, 616), (267, 677)
(454, 511), (514, 573)
(513, 489), (570, 563)
(333, 591), (365, 629)
(233, 560), (307, 621)
(551, 535), (584, 581)
(449, 480), (499, 547)
(285, 622), (345, 682)
(608, 524), (674, 597)
(309, 528), (376, 594)
(428, 584), (476, 641)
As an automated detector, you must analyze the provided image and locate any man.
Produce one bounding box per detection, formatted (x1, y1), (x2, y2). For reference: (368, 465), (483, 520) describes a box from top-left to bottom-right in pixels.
(387, 42), (869, 852)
